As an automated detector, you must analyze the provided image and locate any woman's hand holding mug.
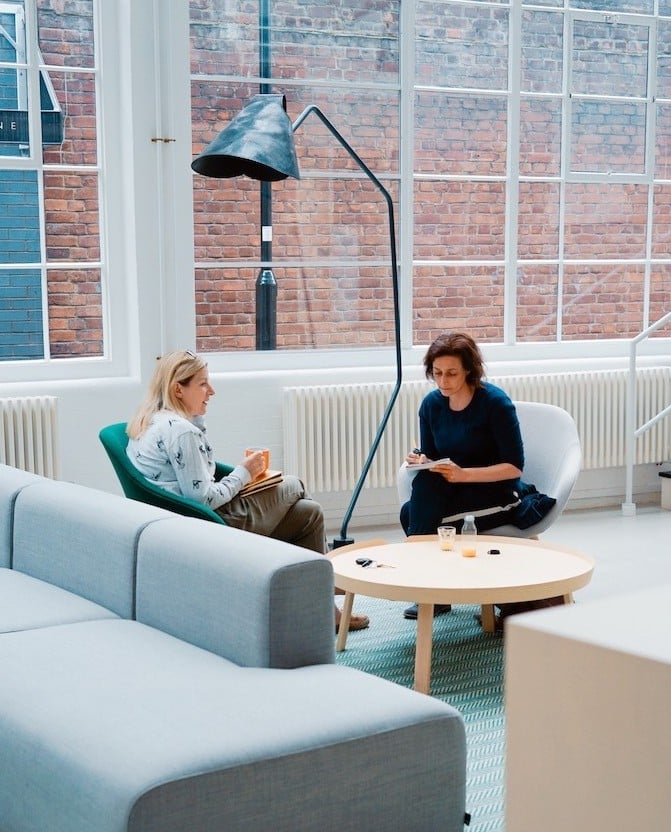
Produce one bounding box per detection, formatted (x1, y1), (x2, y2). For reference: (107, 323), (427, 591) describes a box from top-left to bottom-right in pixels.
(243, 448), (269, 480)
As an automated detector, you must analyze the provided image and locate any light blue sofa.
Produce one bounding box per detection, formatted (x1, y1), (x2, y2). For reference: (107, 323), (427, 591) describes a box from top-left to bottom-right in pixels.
(0, 464), (467, 832)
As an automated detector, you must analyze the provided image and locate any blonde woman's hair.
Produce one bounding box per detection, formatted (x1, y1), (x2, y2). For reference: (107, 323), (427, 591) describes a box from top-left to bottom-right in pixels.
(127, 350), (207, 439)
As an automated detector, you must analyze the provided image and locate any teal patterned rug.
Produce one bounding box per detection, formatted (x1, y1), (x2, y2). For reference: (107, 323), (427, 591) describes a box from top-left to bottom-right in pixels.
(335, 597), (505, 832)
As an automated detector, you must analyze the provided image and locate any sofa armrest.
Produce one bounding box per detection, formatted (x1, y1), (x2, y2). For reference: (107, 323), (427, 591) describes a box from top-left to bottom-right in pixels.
(135, 517), (335, 668)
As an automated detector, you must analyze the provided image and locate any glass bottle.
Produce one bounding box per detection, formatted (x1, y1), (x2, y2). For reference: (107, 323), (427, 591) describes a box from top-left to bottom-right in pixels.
(462, 515), (477, 536)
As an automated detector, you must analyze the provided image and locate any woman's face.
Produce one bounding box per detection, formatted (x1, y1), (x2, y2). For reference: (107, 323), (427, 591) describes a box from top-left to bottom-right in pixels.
(174, 367), (215, 416)
(431, 354), (470, 398)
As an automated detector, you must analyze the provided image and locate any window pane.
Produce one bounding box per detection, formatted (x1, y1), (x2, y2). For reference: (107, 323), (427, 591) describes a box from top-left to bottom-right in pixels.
(571, 0), (653, 12)
(658, 20), (671, 100)
(47, 267), (102, 357)
(416, 2), (509, 91)
(0, 170), (39, 263)
(194, 174), (398, 265)
(190, 1), (259, 78)
(570, 99), (647, 174)
(192, 174), (259, 266)
(414, 181), (505, 260)
(195, 265), (397, 352)
(43, 171), (100, 262)
(562, 264), (645, 340)
(652, 185), (671, 259)
(1, 2), (102, 363)
(518, 183), (560, 259)
(274, 177), (398, 262)
(655, 106), (671, 180)
(0, 5), (29, 160)
(564, 183), (648, 259)
(650, 266), (671, 337)
(415, 93), (506, 176)
(0, 266), (43, 358)
(289, 87), (399, 176)
(571, 20), (649, 98)
(412, 265), (504, 345)
(42, 70), (96, 165)
(190, 0), (399, 85)
(38, 0), (95, 69)
(519, 98), (561, 177)
(521, 10), (563, 94)
(517, 264), (558, 342)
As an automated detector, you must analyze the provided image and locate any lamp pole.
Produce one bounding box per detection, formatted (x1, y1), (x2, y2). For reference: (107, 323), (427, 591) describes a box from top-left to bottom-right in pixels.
(256, 0), (277, 350)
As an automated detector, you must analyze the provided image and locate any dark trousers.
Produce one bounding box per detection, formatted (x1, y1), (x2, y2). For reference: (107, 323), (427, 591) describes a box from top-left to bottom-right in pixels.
(400, 470), (517, 536)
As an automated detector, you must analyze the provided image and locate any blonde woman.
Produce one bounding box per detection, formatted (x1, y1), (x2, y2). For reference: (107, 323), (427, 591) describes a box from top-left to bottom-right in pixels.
(127, 350), (369, 633)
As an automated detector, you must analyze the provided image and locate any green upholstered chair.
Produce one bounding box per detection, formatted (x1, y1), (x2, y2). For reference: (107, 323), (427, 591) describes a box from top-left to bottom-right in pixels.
(99, 422), (233, 525)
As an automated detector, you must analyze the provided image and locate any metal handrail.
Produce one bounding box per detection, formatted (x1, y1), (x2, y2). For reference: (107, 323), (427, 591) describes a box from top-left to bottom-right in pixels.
(622, 311), (671, 515)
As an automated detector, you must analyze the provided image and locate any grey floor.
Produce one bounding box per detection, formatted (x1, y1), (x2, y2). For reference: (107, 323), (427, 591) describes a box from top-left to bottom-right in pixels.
(338, 503), (671, 606)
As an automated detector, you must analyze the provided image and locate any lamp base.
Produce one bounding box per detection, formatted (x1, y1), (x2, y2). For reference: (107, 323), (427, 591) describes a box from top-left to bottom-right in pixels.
(331, 536), (355, 550)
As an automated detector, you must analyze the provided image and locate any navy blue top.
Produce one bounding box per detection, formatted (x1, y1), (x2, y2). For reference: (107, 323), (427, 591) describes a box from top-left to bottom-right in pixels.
(418, 382), (524, 473)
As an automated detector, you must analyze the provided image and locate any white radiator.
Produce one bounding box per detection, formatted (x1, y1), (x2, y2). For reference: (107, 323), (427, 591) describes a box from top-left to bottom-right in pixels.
(282, 368), (671, 493)
(0, 396), (59, 478)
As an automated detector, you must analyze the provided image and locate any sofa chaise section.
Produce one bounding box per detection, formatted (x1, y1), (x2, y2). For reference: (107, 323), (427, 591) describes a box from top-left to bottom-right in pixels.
(0, 617), (466, 832)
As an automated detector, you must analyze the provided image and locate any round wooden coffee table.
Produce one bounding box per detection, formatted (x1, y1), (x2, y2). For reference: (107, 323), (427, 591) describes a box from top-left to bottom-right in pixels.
(331, 535), (594, 695)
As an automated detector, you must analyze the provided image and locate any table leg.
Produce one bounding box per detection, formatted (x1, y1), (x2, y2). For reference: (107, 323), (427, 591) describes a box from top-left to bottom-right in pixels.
(414, 603), (434, 695)
(336, 591), (355, 652)
(481, 603), (496, 634)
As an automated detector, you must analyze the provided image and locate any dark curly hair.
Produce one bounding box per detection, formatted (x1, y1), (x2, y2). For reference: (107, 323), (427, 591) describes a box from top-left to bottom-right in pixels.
(423, 332), (485, 388)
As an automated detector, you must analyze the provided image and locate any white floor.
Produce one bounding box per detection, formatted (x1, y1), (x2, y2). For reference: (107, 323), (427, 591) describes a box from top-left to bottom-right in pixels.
(335, 503), (671, 606)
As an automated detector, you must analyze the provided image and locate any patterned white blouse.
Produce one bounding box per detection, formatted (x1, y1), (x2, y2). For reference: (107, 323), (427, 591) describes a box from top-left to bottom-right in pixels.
(126, 410), (250, 509)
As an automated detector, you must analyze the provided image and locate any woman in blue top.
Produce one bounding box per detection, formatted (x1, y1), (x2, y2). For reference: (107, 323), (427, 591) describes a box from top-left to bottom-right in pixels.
(401, 333), (564, 625)
(401, 332), (524, 537)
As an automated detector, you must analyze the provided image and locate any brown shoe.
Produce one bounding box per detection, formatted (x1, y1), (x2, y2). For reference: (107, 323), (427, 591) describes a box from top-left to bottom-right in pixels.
(335, 613), (370, 634)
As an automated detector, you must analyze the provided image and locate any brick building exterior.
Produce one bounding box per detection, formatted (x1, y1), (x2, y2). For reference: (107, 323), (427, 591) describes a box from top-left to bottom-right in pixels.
(1, 0), (670, 360)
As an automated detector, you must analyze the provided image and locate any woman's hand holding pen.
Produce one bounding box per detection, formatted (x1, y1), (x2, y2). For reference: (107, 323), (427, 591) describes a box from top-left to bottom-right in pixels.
(405, 446), (427, 465)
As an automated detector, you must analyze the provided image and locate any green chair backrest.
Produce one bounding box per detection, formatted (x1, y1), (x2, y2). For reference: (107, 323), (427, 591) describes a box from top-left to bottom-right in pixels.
(99, 422), (228, 525)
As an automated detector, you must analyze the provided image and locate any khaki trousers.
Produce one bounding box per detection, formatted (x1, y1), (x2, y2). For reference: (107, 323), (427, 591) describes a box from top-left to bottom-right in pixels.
(215, 474), (325, 554)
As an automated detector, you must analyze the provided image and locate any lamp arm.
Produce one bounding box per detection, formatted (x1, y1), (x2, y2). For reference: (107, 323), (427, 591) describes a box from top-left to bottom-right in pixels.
(290, 106), (403, 547)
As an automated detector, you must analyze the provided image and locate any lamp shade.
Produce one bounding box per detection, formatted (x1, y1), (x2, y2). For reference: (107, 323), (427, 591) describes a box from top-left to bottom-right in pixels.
(191, 94), (300, 181)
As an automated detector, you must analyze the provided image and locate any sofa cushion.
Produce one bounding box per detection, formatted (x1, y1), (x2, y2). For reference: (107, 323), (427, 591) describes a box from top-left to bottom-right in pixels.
(0, 619), (466, 832)
(0, 464), (44, 568)
(136, 516), (335, 669)
(12, 480), (170, 618)
(0, 567), (119, 633)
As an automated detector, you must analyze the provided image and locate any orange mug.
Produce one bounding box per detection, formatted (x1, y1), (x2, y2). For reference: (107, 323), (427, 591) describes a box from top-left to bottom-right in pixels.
(245, 447), (270, 475)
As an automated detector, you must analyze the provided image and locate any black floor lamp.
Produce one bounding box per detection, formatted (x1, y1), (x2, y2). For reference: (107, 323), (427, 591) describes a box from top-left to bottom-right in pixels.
(192, 93), (402, 548)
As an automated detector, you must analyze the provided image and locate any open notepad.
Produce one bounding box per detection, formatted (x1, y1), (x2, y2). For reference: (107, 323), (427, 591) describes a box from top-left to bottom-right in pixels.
(405, 457), (451, 471)
(239, 469), (283, 497)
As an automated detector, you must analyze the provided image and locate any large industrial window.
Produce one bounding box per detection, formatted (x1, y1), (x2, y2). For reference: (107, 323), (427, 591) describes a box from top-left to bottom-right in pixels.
(0, 0), (101, 362)
(191, 0), (671, 353)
